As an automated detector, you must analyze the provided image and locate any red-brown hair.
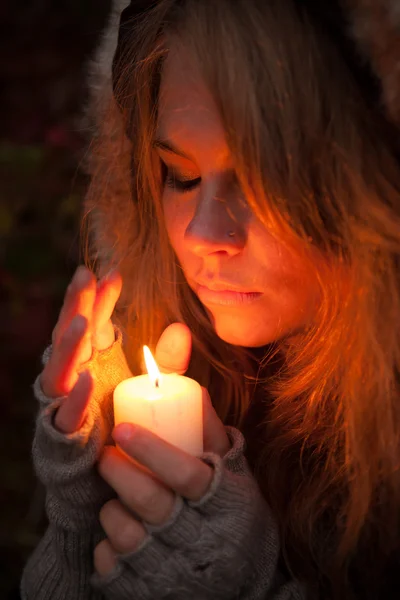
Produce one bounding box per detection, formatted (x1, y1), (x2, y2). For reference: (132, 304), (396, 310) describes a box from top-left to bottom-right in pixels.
(83, 1), (400, 597)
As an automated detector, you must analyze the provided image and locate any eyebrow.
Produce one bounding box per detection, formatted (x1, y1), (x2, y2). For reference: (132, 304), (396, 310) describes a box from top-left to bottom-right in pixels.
(153, 137), (193, 161)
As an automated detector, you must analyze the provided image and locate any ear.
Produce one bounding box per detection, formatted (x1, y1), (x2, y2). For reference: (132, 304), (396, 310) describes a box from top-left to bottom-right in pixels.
(155, 323), (192, 375)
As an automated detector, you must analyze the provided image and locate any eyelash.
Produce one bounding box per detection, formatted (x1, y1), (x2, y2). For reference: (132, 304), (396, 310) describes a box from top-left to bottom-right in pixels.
(164, 168), (201, 194)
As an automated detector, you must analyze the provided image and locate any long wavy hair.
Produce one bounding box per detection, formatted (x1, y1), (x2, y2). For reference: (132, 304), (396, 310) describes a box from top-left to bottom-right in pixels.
(83, 0), (400, 597)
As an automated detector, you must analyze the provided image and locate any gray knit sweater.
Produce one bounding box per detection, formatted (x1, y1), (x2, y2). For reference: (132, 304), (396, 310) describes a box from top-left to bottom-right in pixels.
(20, 325), (306, 600)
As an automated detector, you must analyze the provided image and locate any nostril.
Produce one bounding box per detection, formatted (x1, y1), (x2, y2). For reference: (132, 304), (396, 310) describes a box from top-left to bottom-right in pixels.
(184, 209), (247, 256)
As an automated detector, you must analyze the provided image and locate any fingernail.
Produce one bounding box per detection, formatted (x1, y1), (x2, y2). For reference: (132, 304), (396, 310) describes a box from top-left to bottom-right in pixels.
(113, 423), (136, 444)
(103, 269), (119, 284)
(70, 314), (87, 335)
(75, 266), (91, 287)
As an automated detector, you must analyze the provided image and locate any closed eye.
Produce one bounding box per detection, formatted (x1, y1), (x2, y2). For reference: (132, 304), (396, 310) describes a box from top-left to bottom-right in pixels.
(164, 167), (201, 194)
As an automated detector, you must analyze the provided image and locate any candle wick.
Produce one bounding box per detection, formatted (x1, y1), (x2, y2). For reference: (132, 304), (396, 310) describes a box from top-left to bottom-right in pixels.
(155, 379), (159, 388)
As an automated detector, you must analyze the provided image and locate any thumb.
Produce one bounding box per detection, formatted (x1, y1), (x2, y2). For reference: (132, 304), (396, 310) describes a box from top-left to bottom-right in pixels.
(202, 388), (231, 457)
(155, 323), (192, 374)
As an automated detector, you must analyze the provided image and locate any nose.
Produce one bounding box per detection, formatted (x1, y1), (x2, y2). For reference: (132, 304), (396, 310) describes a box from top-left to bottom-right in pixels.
(184, 181), (248, 257)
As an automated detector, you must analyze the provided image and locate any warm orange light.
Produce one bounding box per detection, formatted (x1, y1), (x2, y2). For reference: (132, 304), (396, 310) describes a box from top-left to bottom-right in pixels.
(143, 346), (162, 388)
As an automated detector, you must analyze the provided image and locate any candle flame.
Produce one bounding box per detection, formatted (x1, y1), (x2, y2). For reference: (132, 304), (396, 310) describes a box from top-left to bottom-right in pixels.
(143, 346), (162, 388)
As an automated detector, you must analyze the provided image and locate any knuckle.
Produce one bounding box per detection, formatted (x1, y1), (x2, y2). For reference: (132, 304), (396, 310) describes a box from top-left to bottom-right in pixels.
(99, 499), (145, 554)
(175, 462), (198, 490)
(60, 327), (73, 349)
(40, 363), (57, 398)
(173, 460), (211, 500)
(128, 485), (160, 514)
(60, 316), (86, 348)
(92, 321), (115, 352)
(126, 483), (173, 525)
(113, 517), (144, 554)
(40, 349), (77, 400)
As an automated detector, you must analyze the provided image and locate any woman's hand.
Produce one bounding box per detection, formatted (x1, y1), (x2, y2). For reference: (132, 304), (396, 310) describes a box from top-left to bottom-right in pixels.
(94, 390), (231, 577)
(94, 319), (230, 577)
(39, 265), (196, 437)
(40, 265), (123, 434)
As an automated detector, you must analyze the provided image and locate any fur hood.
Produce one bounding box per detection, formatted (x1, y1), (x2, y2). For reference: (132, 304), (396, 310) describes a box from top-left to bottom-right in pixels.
(87, 0), (400, 130)
(84, 0), (400, 282)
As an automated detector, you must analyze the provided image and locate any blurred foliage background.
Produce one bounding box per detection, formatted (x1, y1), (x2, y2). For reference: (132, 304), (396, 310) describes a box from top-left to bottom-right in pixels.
(0, 1), (112, 596)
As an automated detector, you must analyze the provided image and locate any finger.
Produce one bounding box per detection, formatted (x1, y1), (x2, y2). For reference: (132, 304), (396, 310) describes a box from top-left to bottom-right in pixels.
(111, 424), (213, 502)
(93, 270), (122, 331)
(52, 266), (89, 346)
(98, 446), (176, 526)
(53, 266), (96, 354)
(54, 370), (93, 434)
(155, 323), (192, 374)
(92, 270), (123, 351)
(99, 499), (147, 554)
(94, 539), (117, 577)
(41, 314), (89, 397)
(202, 388), (231, 456)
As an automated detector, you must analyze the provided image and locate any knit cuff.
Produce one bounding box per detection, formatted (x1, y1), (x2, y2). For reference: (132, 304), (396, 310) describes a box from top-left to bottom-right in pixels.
(33, 375), (94, 448)
(32, 324), (133, 529)
(91, 426), (278, 600)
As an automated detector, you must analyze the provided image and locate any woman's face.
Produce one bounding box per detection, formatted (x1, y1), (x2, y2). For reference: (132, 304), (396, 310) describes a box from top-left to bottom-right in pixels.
(156, 45), (321, 347)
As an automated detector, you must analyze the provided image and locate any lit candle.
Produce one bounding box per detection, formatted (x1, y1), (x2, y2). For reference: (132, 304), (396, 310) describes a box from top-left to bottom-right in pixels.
(113, 346), (203, 455)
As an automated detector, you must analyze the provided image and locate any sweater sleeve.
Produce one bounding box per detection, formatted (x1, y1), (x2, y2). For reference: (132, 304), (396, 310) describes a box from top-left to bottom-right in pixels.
(20, 324), (133, 600)
(91, 427), (307, 600)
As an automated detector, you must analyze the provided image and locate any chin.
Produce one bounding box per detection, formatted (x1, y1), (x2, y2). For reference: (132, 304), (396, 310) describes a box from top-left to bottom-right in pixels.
(210, 312), (280, 348)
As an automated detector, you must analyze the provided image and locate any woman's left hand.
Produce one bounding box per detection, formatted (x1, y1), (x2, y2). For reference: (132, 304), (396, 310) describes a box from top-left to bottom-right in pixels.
(94, 386), (230, 577)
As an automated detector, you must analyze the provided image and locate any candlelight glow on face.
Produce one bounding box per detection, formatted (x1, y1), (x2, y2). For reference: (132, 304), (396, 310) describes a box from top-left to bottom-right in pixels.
(158, 43), (321, 347)
(114, 346), (204, 455)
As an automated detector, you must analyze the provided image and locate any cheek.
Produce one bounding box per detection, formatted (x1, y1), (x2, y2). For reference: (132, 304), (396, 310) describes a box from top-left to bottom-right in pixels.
(163, 195), (192, 257)
(261, 240), (322, 320)
(208, 233), (322, 346)
(251, 224), (320, 295)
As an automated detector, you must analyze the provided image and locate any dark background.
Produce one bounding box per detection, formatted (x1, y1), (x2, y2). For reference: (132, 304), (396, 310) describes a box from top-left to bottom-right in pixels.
(0, 1), (112, 596)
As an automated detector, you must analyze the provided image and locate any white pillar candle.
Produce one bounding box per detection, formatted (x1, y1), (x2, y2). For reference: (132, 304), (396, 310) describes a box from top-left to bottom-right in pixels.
(114, 346), (203, 455)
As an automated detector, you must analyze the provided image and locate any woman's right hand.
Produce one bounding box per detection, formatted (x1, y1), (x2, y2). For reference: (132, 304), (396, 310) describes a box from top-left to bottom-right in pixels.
(40, 265), (123, 436)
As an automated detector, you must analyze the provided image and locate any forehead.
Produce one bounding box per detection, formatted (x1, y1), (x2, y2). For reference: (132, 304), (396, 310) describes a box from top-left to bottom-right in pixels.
(157, 42), (229, 162)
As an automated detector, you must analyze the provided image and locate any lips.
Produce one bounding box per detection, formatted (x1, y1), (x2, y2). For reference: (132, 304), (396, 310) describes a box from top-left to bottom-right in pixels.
(196, 283), (262, 307)
(195, 279), (257, 292)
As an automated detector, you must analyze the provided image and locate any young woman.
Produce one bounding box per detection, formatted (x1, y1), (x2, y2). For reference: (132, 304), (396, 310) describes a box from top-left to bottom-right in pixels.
(21, 1), (400, 598)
